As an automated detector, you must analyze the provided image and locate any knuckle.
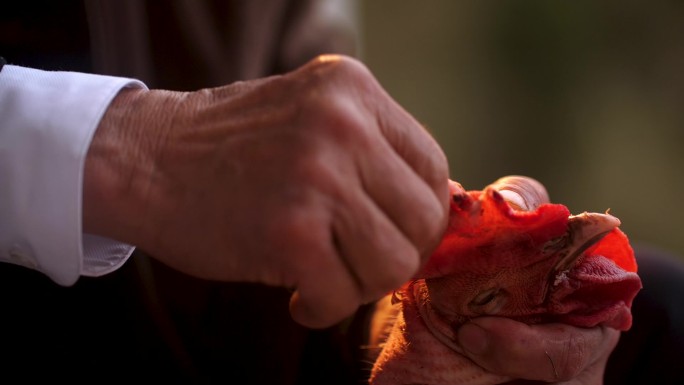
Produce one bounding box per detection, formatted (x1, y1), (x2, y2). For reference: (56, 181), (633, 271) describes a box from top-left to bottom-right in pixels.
(292, 57), (381, 151)
(310, 54), (372, 81)
(289, 86), (372, 152)
(320, 103), (370, 146)
(297, 54), (373, 95)
(268, 205), (327, 256)
(288, 149), (354, 207)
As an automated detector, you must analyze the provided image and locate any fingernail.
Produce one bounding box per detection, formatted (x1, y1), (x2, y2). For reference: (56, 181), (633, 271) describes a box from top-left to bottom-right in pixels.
(457, 323), (489, 355)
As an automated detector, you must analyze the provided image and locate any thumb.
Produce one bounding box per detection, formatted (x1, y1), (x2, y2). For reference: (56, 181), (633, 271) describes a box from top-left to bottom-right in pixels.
(456, 317), (620, 382)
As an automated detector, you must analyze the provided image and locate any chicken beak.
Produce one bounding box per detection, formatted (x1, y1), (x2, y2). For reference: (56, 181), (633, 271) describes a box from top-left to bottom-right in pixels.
(554, 212), (621, 272)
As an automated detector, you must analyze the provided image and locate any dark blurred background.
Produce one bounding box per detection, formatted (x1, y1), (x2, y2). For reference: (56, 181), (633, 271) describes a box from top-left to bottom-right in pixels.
(360, 1), (684, 260)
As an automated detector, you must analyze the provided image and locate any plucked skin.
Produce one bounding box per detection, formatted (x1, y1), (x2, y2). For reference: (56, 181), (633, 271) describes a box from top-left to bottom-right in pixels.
(369, 177), (642, 385)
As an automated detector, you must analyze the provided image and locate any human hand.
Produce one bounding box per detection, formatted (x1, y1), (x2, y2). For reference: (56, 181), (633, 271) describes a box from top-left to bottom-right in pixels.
(83, 54), (449, 328)
(367, 297), (619, 385)
(457, 317), (620, 384)
(367, 173), (627, 384)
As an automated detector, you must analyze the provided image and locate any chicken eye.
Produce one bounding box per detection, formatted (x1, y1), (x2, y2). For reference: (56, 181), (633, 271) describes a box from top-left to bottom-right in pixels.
(471, 288), (500, 306)
(469, 287), (507, 315)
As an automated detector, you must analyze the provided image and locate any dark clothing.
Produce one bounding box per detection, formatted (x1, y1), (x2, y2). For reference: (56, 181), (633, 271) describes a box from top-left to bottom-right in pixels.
(1, 0), (357, 87)
(1, 245), (682, 384)
(0, 252), (368, 384)
(605, 245), (684, 385)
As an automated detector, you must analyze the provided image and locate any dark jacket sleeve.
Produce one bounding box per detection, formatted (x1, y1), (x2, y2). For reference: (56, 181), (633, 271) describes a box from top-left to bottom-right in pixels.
(86, 0), (359, 90)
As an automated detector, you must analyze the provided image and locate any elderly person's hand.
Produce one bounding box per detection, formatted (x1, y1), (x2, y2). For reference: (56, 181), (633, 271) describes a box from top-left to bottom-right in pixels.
(368, 296), (620, 385)
(83, 54), (450, 329)
(366, 175), (636, 384)
(458, 317), (620, 384)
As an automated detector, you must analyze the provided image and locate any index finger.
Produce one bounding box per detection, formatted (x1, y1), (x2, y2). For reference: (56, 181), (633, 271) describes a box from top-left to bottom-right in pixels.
(457, 317), (620, 382)
(339, 57), (449, 225)
(372, 92), (450, 216)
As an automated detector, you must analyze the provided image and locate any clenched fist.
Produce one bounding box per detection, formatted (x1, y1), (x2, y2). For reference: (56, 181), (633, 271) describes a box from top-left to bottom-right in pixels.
(83, 54), (450, 328)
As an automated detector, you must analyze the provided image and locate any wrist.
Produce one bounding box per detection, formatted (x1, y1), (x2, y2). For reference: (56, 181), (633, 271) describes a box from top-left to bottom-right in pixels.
(82, 87), (174, 248)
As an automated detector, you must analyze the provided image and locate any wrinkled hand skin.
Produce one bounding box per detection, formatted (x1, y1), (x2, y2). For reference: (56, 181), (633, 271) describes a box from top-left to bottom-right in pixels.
(82, 54), (450, 329)
(369, 177), (642, 385)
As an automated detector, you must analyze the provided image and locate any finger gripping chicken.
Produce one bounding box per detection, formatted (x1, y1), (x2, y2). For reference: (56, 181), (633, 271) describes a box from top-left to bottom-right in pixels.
(369, 176), (642, 385)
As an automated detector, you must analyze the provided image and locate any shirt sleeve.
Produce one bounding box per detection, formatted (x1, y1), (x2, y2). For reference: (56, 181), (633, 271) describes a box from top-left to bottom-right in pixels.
(0, 64), (147, 286)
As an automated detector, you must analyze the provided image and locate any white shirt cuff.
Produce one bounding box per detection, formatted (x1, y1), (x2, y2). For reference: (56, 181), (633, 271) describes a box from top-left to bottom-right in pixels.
(0, 65), (146, 285)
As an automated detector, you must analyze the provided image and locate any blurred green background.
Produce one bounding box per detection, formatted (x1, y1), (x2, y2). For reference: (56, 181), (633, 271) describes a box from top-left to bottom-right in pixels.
(359, 1), (684, 258)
